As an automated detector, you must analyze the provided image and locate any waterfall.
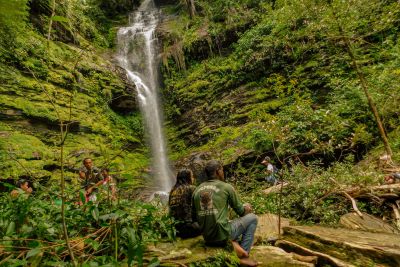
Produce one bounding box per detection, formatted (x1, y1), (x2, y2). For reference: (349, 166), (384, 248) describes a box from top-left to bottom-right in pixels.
(116, 0), (173, 193)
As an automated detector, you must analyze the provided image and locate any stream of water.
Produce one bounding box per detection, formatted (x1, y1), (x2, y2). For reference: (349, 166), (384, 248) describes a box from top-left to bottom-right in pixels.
(116, 0), (173, 193)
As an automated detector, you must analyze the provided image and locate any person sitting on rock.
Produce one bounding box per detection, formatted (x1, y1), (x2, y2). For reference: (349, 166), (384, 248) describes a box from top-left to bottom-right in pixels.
(79, 158), (103, 202)
(10, 179), (33, 198)
(193, 160), (258, 266)
(169, 169), (201, 238)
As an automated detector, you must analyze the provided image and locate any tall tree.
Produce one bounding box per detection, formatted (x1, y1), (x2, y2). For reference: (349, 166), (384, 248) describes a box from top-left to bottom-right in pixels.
(325, 0), (395, 157)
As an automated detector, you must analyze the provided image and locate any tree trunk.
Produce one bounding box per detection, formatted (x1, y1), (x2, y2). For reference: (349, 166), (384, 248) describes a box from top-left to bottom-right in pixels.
(331, 7), (393, 157)
(185, 0), (196, 18)
(47, 0), (56, 47)
(342, 33), (393, 157)
(60, 124), (77, 266)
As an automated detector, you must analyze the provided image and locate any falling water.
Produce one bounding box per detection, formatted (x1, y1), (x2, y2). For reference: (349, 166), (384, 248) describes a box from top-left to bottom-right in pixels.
(116, 0), (173, 192)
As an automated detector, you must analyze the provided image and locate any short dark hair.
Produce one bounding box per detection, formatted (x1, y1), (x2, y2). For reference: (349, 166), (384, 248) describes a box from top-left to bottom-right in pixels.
(17, 179), (28, 188)
(83, 158), (92, 164)
(175, 169), (193, 186)
(205, 160), (222, 180)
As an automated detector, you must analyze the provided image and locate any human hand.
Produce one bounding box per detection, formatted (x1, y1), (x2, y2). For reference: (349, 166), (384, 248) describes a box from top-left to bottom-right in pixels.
(86, 188), (93, 195)
(26, 187), (33, 194)
(243, 203), (253, 214)
(10, 190), (19, 198)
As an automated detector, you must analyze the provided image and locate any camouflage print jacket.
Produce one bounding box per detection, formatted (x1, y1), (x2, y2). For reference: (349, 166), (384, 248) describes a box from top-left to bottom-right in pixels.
(169, 184), (196, 224)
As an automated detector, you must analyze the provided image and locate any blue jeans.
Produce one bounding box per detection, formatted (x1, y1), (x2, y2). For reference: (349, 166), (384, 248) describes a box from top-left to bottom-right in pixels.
(230, 213), (258, 254)
(266, 174), (277, 185)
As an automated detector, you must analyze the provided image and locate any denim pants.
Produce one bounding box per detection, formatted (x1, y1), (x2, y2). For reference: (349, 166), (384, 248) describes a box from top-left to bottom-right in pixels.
(229, 213), (258, 254)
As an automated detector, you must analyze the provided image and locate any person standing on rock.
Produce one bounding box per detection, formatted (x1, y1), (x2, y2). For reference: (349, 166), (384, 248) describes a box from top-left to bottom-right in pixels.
(169, 169), (201, 238)
(193, 160), (258, 266)
(79, 158), (103, 202)
(261, 156), (278, 186)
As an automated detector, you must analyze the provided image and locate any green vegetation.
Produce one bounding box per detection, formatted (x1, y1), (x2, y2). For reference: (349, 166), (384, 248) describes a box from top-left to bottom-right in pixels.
(0, 0), (148, 180)
(1, 0), (400, 265)
(161, 0), (400, 227)
(0, 186), (174, 266)
(162, 0), (400, 162)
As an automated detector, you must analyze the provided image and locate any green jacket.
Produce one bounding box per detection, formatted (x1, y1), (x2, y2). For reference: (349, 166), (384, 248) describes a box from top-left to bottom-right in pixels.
(193, 179), (245, 243)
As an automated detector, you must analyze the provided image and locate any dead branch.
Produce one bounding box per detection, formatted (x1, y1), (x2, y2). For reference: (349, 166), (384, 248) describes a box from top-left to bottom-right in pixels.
(160, 261), (188, 267)
(391, 204), (400, 230)
(342, 191), (363, 218)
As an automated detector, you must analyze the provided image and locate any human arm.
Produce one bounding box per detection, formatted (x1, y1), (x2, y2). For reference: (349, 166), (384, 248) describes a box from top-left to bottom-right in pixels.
(79, 166), (87, 182)
(243, 203), (253, 215)
(227, 184), (245, 216)
(191, 189), (198, 223)
(86, 180), (105, 194)
(10, 189), (19, 198)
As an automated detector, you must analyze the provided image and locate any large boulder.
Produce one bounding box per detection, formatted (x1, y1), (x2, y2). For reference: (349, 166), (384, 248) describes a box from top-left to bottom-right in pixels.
(109, 66), (138, 114)
(254, 214), (291, 244)
(175, 152), (212, 184)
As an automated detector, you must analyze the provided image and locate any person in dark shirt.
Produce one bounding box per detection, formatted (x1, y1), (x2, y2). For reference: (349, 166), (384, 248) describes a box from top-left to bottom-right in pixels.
(79, 158), (103, 202)
(169, 169), (201, 238)
(193, 160), (258, 266)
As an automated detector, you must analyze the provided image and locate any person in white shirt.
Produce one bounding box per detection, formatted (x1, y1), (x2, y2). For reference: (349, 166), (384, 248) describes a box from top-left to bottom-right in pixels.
(261, 156), (278, 185)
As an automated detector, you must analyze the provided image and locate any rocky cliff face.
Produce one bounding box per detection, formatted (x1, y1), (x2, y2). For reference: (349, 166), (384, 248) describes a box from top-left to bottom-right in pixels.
(0, 1), (147, 186)
(158, 0), (400, 172)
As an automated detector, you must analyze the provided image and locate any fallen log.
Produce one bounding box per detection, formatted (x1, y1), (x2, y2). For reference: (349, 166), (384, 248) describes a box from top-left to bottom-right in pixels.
(262, 182), (289, 195)
(391, 204), (400, 230)
(347, 183), (400, 197)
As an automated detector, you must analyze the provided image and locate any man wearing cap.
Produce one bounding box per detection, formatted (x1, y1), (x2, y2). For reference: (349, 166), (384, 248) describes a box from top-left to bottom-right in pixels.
(261, 156), (278, 185)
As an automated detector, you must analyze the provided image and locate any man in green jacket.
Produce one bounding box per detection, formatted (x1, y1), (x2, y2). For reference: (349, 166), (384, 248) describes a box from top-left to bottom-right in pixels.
(193, 160), (258, 266)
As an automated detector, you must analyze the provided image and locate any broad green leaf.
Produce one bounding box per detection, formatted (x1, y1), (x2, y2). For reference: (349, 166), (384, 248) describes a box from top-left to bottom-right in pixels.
(6, 221), (15, 236)
(91, 207), (99, 221)
(26, 247), (41, 258)
(80, 190), (86, 204)
(54, 199), (62, 206)
(148, 258), (160, 267)
(51, 15), (69, 22)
